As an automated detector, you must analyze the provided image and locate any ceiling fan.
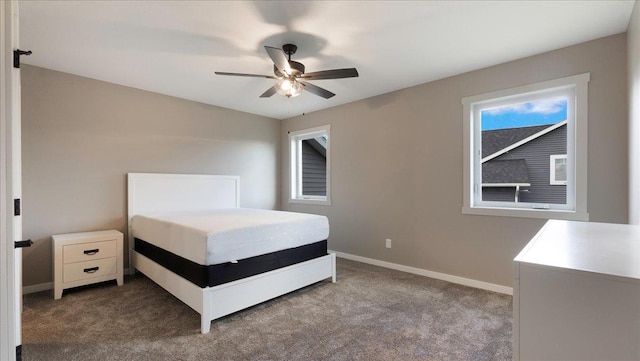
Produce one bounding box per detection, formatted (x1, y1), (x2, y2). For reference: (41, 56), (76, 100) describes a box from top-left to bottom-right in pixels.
(215, 44), (358, 99)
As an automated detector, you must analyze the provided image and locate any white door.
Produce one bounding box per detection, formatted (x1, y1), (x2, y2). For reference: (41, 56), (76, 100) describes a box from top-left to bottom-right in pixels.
(1, 1), (23, 360)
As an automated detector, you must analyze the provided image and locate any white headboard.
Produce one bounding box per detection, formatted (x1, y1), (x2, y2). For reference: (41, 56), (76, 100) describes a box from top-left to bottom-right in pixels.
(127, 173), (240, 250)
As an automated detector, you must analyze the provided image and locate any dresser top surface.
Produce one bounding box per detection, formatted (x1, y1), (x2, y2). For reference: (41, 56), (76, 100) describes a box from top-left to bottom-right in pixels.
(515, 220), (640, 280)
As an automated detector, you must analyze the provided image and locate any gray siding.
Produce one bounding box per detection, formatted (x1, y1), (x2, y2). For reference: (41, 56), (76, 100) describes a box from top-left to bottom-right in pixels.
(482, 187), (521, 202)
(482, 125), (567, 204)
(302, 140), (327, 196)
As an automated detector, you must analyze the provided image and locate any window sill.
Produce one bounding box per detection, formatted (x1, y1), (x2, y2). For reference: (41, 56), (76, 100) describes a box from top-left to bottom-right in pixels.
(289, 198), (332, 206)
(462, 206), (589, 221)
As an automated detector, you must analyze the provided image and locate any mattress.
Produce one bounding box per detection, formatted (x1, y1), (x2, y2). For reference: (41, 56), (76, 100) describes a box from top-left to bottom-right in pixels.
(134, 238), (328, 288)
(131, 208), (330, 265)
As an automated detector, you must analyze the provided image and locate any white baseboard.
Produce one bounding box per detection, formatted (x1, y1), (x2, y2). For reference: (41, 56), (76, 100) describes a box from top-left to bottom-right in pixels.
(23, 282), (52, 295)
(330, 250), (513, 295)
(23, 260), (513, 296)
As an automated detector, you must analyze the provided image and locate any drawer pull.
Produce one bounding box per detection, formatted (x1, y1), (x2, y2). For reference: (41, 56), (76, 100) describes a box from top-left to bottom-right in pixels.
(83, 267), (99, 273)
(83, 249), (99, 255)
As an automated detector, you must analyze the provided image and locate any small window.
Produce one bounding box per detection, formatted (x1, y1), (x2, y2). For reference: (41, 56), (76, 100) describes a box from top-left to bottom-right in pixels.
(462, 73), (589, 220)
(550, 155), (567, 185)
(289, 125), (330, 205)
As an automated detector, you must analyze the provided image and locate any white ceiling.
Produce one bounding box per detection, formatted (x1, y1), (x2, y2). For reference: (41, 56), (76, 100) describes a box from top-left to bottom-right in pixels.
(19, 1), (635, 120)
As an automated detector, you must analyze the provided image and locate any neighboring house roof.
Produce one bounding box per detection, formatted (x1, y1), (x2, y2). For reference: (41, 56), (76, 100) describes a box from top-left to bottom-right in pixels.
(306, 137), (327, 157)
(482, 125), (549, 158)
(482, 120), (567, 163)
(482, 159), (530, 185)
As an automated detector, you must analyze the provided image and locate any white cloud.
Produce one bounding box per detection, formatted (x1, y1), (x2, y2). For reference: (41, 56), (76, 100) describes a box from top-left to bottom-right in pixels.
(484, 97), (566, 115)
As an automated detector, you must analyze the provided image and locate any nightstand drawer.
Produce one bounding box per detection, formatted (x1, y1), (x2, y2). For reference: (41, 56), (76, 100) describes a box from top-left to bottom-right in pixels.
(63, 240), (116, 263)
(63, 257), (117, 283)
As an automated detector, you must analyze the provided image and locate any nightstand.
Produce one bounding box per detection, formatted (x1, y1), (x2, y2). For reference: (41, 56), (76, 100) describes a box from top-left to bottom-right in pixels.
(52, 230), (123, 299)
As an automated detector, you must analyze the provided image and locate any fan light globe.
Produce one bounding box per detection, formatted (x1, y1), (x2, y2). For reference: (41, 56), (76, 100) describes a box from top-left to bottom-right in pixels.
(276, 79), (303, 98)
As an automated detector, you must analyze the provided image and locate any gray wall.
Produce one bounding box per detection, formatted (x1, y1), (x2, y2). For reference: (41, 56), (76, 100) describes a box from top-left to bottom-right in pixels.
(281, 34), (628, 288)
(22, 32), (630, 290)
(21, 65), (280, 287)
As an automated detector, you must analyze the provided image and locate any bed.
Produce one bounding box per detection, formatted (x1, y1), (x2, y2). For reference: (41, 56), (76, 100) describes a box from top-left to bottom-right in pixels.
(127, 173), (336, 334)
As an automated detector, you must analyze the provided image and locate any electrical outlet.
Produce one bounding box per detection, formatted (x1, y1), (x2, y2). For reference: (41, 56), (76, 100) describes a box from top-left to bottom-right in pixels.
(386, 239), (392, 248)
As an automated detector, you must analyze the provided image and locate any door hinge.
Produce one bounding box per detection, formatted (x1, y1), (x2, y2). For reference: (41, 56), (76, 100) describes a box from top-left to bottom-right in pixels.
(13, 49), (32, 68)
(14, 198), (20, 216)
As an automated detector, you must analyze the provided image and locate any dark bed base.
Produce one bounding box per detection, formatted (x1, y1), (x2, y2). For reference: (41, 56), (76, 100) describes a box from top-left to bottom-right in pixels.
(134, 238), (328, 288)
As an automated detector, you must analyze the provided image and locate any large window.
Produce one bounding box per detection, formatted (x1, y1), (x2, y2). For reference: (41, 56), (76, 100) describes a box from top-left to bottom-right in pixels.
(462, 73), (589, 220)
(289, 125), (331, 205)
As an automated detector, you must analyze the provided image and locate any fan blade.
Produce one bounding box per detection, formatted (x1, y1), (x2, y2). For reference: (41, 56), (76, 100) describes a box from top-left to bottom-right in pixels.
(265, 46), (292, 75)
(260, 85), (278, 98)
(299, 81), (335, 99)
(215, 72), (278, 79)
(300, 68), (359, 80)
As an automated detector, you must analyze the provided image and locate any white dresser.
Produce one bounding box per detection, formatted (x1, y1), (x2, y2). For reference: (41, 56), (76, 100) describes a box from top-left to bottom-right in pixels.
(513, 220), (640, 361)
(52, 230), (124, 299)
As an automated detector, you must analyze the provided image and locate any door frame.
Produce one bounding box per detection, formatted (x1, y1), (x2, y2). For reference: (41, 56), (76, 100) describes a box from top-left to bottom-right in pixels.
(1, 1), (22, 360)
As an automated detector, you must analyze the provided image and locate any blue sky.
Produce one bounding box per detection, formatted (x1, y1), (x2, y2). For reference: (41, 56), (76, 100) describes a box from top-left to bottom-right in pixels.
(481, 97), (567, 131)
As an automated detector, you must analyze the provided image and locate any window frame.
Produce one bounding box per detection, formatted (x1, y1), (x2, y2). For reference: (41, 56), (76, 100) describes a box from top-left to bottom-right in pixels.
(462, 73), (590, 220)
(550, 154), (568, 185)
(288, 124), (331, 205)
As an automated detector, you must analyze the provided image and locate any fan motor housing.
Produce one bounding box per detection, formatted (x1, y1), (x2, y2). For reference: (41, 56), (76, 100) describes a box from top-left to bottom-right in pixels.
(274, 61), (305, 78)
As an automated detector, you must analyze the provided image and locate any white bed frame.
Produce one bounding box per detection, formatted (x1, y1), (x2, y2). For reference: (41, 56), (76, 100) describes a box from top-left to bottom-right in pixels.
(127, 173), (336, 334)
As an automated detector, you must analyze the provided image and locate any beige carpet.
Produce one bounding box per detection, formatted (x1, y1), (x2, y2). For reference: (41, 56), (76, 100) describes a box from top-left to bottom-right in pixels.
(22, 258), (512, 360)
